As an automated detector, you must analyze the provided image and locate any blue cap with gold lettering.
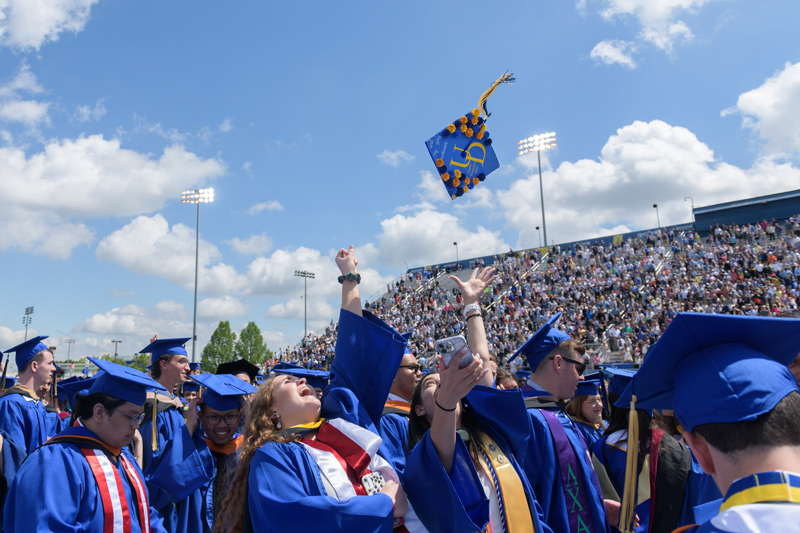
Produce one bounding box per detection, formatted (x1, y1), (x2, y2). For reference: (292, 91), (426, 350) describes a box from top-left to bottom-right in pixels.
(425, 72), (513, 200)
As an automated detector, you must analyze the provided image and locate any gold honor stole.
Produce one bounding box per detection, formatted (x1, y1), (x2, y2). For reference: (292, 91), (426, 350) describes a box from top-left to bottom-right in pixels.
(475, 432), (534, 533)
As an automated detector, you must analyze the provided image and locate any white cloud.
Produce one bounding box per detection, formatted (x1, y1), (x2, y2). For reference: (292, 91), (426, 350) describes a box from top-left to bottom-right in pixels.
(722, 61), (800, 159)
(226, 233), (274, 255)
(108, 288), (137, 298)
(0, 0), (100, 51)
(242, 161), (253, 175)
(590, 40), (637, 69)
(79, 302), (190, 336)
(74, 99), (106, 122)
(377, 149), (415, 168)
(96, 214), (248, 295)
(247, 201), (283, 214)
(198, 296), (247, 319)
(0, 205), (93, 259)
(497, 119), (798, 247)
(266, 297), (338, 321)
(219, 118), (233, 132)
(0, 65), (50, 128)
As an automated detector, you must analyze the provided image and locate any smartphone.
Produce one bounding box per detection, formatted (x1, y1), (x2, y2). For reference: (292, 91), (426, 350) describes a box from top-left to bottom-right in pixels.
(434, 335), (475, 369)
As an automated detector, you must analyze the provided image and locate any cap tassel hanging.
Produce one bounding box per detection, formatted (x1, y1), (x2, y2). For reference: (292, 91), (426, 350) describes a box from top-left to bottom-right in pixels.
(151, 394), (158, 452)
(619, 394), (639, 533)
(478, 71), (515, 119)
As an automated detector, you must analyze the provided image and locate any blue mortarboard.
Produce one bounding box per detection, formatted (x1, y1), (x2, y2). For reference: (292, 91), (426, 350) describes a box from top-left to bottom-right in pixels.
(182, 380), (201, 394)
(629, 313), (800, 432)
(601, 367), (636, 397)
(139, 337), (191, 366)
(575, 379), (601, 397)
(192, 373), (257, 411)
(86, 357), (167, 406)
(6, 336), (49, 371)
(189, 362), (200, 371)
(272, 362), (330, 390)
(3, 376), (17, 389)
(425, 72), (513, 201)
(59, 376), (97, 407)
(514, 370), (531, 382)
(508, 313), (571, 370)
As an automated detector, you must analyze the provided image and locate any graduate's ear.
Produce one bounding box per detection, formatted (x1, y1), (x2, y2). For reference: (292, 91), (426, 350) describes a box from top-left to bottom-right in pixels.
(92, 402), (107, 422)
(683, 431), (715, 475)
(414, 404), (425, 418)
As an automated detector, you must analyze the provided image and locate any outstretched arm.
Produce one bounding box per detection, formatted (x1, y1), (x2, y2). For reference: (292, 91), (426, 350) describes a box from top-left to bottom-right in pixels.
(336, 245), (362, 316)
(450, 267), (497, 388)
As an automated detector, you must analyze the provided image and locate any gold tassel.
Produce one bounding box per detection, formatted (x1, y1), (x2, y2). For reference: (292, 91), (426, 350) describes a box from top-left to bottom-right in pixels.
(619, 395), (639, 533)
(478, 71), (515, 118)
(151, 394), (158, 452)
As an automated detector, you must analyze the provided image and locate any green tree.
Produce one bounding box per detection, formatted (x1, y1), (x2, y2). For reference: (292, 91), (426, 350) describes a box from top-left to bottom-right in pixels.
(201, 321), (237, 372)
(235, 322), (272, 364)
(128, 353), (151, 372)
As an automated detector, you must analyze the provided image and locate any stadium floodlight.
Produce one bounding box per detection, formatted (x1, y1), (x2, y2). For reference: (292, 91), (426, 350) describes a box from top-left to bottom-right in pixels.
(517, 132), (557, 248)
(22, 307), (34, 341)
(181, 188), (215, 363)
(653, 204), (661, 229)
(295, 270), (315, 345)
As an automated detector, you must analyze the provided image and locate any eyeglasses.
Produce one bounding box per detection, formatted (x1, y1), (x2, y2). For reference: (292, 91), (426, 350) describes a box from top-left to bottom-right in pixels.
(116, 410), (146, 428)
(205, 414), (240, 426)
(399, 364), (422, 373)
(549, 355), (587, 376)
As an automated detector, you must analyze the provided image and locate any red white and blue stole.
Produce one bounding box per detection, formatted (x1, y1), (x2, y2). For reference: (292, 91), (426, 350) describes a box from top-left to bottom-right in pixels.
(46, 427), (150, 533)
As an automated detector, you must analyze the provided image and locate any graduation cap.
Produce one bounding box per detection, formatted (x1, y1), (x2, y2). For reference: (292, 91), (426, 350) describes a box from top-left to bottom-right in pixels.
(5, 336), (49, 371)
(628, 313), (800, 433)
(139, 337), (191, 366)
(272, 362), (330, 390)
(425, 72), (514, 200)
(192, 373), (257, 411)
(181, 380), (201, 398)
(188, 362), (201, 372)
(507, 313), (570, 370)
(59, 376), (97, 408)
(86, 357), (167, 406)
(575, 379), (601, 397)
(3, 376), (17, 389)
(514, 370), (531, 382)
(616, 313), (800, 532)
(216, 359), (259, 383)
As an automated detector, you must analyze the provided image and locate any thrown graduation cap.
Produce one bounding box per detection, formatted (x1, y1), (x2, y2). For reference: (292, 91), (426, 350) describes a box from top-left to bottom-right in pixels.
(216, 359), (259, 383)
(139, 337), (191, 366)
(5, 336), (49, 371)
(273, 362), (330, 391)
(86, 357), (167, 406)
(192, 373), (257, 411)
(628, 313), (800, 433)
(425, 72), (514, 200)
(575, 379), (601, 397)
(508, 313), (570, 370)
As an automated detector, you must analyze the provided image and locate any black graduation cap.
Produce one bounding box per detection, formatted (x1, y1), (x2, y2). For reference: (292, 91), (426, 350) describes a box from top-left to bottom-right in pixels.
(216, 359), (259, 383)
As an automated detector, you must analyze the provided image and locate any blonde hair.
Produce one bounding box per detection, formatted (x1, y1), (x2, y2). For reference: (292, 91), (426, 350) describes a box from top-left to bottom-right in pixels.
(214, 375), (299, 533)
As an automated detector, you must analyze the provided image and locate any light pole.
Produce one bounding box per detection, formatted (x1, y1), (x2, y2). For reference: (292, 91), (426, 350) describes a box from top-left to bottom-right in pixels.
(65, 338), (75, 362)
(294, 270), (315, 343)
(111, 340), (122, 361)
(22, 306), (34, 341)
(518, 132), (557, 248)
(453, 242), (459, 265)
(535, 226), (542, 247)
(653, 204), (661, 229)
(684, 196), (695, 223)
(181, 188), (215, 363)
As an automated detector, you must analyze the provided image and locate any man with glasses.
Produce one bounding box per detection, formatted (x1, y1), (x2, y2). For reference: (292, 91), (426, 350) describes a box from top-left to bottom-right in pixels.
(192, 373), (257, 533)
(509, 313), (613, 533)
(139, 337), (214, 533)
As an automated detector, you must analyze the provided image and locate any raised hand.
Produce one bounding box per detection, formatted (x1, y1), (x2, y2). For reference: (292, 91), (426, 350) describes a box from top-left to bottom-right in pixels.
(449, 267), (497, 305)
(335, 245), (358, 275)
(436, 351), (488, 410)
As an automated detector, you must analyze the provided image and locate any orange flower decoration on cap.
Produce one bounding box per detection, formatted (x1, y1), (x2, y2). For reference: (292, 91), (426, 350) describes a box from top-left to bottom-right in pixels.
(472, 108), (481, 118)
(460, 116), (468, 124)
(466, 128), (474, 137)
(454, 169), (462, 178)
(447, 124), (456, 133)
(435, 158), (444, 167)
(441, 172), (450, 181)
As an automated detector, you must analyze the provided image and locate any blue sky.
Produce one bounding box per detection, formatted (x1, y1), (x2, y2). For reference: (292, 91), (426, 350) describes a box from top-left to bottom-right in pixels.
(1, 0), (799, 366)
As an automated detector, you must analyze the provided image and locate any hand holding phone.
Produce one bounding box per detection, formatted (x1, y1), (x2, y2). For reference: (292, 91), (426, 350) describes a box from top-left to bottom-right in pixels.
(434, 335), (475, 369)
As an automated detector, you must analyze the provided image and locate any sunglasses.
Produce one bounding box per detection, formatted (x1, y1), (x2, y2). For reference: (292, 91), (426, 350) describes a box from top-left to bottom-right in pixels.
(549, 355), (587, 376)
(399, 364), (422, 373)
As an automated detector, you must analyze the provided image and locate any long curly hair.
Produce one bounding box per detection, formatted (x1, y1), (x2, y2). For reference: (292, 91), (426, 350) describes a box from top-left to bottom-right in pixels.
(214, 375), (299, 533)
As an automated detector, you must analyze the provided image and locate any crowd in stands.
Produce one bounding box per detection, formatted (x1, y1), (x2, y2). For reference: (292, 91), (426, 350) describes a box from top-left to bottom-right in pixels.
(277, 216), (800, 372)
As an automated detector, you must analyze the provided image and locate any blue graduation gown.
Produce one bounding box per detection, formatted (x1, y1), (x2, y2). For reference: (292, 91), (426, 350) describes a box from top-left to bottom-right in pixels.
(575, 421), (602, 452)
(247, 309), (407, 533)
(3, 426), (165, 533)
(525, 401), (610, 533)
(405, 386), (551, 533)
(141, 404), (215, 533)
(378, 412), (410, 479)
(0, 387), (52, 523)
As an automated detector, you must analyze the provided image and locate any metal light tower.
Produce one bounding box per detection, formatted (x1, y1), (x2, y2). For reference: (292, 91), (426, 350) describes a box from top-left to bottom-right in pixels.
(294, 270), (315, 343)
(111, 340), (122, 361)
(453, 242), (459, 265)
(181, 187), (215, 363)
(22, 306), (34, 341)
(65, 338), (75, 362)
(518, 132), (557, 248)
(653, 203), (661, 229)
(535, 226), (541, 247)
